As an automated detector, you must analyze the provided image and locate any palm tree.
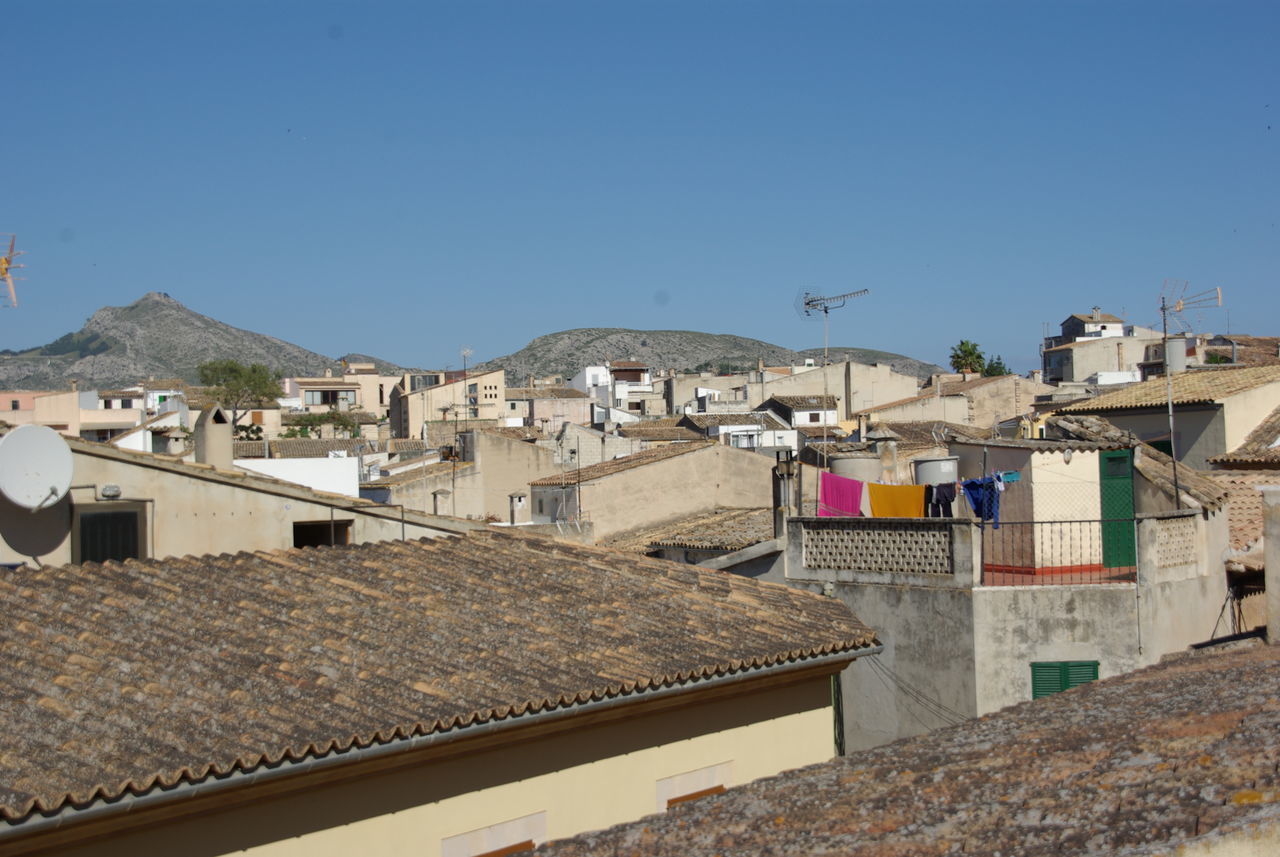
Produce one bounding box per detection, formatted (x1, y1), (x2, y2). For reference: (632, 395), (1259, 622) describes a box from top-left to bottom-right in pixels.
(949, 340), (986, 374)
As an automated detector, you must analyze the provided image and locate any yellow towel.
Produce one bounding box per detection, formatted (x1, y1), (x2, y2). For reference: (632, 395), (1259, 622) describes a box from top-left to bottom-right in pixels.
(868, 483), (926, 518)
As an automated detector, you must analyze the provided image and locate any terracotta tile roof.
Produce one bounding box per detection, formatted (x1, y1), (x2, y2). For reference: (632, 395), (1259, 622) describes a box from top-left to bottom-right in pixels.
(233, 440), (266, 458)
(543, 643), (1280, 857)
(481, 426), (544, 441)
(874, 421), (988, 445)
(680, 413), (787, 430)
(0, 531), (876, 825)
(603, 508), (774, 554)
(766, 394), (837, 410)
(617, 425), (704, 442)
(530, 442), (713, 486)
(267, 438), (373, 459)
(796, 425), (847, 438)
(1045, 414), (1226, 510)
(1202, 335), (1280, 368)
(1067, 311), (1126, 324)
(1209, 404), (1280, 465)
(1132, 444), (1228, 511)
(504, 387), (589, 400)
(609, 360), (648, 369)
(1207, 470), (1275, 552)
(388, 439), (432, 454)
(1058, 365), (1280, 413)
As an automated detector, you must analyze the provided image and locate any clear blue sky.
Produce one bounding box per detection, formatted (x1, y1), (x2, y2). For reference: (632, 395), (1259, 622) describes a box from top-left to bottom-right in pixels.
(7, 1), (1276, 374)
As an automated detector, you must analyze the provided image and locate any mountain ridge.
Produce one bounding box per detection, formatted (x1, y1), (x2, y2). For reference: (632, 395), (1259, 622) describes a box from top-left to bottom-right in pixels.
(478, 328), (943, 384)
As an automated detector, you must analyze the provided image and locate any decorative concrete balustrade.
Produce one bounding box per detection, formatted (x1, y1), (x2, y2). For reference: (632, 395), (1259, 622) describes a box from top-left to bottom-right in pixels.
(789, 509), (1211, 589)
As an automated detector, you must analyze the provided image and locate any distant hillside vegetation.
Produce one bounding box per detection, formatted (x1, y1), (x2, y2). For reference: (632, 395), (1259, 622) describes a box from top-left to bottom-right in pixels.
(478, 328), (942, 385)
(0, 293), (409, 390)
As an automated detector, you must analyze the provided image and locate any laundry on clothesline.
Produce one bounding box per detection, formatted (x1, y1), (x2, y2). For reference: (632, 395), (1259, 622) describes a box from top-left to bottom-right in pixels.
(818, 470), (863, 517)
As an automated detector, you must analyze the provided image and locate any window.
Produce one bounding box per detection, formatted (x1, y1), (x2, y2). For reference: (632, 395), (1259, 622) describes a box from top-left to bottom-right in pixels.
(808, 412), (820, 422)
(1030, 660), (1099, 698)
(73, 503), (147, 564)
(120, 398), (133, 409)
(304, 389), (356, 407)
(103, 399), (113, 409)
(468, 383), (478, 394)
(441, 811), (546, 857)
(656, 762), (732, 812)
(10, 400), (18, 410)
(293, 520), (353, 548)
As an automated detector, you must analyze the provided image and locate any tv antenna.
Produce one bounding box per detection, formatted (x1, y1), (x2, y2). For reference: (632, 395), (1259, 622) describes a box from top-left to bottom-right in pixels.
(1157, 279), (1223, 509)
(795, 289), (870, 366)
(1, 235), (25, 308)
(793, 288), (870, 476)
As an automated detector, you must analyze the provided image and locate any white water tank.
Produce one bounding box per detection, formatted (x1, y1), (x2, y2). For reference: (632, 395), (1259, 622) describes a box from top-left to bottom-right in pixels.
(913, 456), (959, 486)
(831, 453), (881, 482)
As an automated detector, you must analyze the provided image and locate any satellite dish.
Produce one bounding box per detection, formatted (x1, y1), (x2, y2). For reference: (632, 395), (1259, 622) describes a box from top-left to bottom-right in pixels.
(0, 425), (73, 510)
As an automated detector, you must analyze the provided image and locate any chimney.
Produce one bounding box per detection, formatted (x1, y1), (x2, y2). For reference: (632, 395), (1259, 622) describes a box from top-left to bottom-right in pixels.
(194, 405), (233, 469)
(70, 379), (78, 392)
(1091, 306), (1102, 321)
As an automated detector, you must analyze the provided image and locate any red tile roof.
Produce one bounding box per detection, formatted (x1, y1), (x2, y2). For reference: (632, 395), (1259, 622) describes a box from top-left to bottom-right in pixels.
(0, 531), (876, 825)
(530, 442), (713, 486)
(543, 644), (1280, 857)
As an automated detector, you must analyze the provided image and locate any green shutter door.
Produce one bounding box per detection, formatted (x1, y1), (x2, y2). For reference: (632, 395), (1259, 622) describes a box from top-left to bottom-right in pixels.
(1099, 449), (1136, 569)
(1031, 661), (1099, 699)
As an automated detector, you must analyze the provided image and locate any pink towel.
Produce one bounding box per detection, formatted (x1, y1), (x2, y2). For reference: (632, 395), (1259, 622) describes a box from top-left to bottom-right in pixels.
(819, 471), (864, 517)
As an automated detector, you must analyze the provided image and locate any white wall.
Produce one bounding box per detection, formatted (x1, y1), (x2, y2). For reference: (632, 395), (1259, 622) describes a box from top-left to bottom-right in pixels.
(235, 457), (361, 497)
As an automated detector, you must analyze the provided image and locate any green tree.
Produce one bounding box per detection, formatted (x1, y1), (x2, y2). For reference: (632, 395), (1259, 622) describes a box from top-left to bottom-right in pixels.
(982, 354), (1012, 376)
(197, 359), (281, 426)
(949, 340), (986, 374)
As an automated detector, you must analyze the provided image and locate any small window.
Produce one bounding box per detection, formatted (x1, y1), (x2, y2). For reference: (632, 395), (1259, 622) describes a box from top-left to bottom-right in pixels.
(9, 400), (18, 410)
(808, 412), (820, 422)
(73, 504), (147, 564)
(656, 762), (732, 812)
(293, 520), (353, 548)
(120, 398), (133, 409)
(103, 400), (113, 409)
(1031, 660), (1099, 698)
(441, 811), (546, 857)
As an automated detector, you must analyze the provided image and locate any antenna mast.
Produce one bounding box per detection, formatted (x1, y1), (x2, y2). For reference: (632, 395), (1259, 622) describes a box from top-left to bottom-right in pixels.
(1158, 281), (1222, 508)
(799, 288), (870, 477)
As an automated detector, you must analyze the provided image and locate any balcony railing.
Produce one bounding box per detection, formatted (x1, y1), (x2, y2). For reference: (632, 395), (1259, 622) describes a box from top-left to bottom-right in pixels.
(980, 519), (1137, 585)
(790, 514), (1181, 587)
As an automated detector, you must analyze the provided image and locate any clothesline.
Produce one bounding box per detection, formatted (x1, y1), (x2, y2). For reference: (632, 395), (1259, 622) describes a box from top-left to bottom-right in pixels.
(818, 470), (1007, 524)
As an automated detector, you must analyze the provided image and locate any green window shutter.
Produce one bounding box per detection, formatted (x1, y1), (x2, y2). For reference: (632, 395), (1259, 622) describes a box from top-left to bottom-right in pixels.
(1065, 661), (1099, 688)
(1031, 661), (1099, 699)
(1030, 663), (1065, 699)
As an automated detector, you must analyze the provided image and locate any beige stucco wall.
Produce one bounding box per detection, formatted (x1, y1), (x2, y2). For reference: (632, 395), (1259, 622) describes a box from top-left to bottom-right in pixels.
(25, 677), (837, 857)
(393, 371), (508, 439)
(0, 445), (462, 567)
(1222, 382), (1280, 457)
(573, 445), (775, 541)
(469, 432), (561, 522)
(860, 395), (969, 426)
(760, 363), (918, 417)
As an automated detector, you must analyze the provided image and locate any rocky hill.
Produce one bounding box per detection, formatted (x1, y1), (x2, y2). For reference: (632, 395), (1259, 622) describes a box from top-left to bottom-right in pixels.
(479, 328), (943, 384)
(798, 346), (944, 382)
(0, 293), (398, 390)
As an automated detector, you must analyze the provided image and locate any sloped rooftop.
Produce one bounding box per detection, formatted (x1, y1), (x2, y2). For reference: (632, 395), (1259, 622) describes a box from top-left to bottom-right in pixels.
(542, 643), (1280, 857)
(0, 530), (876, 825)
(530, 442), (714, 486)
(1209, 403), (1280, 466)
(1058, 365), (1280, 413)
(603, 508), (773, 554)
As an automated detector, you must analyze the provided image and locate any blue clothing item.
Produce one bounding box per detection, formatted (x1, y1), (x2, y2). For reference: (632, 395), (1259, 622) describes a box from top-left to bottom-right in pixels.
(961, 477), (1001, 528)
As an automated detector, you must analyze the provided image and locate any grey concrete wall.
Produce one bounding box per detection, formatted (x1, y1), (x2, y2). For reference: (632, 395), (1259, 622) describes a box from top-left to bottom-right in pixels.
(1102, 407), (1222, 469)
(971, 584), (1140, 715)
